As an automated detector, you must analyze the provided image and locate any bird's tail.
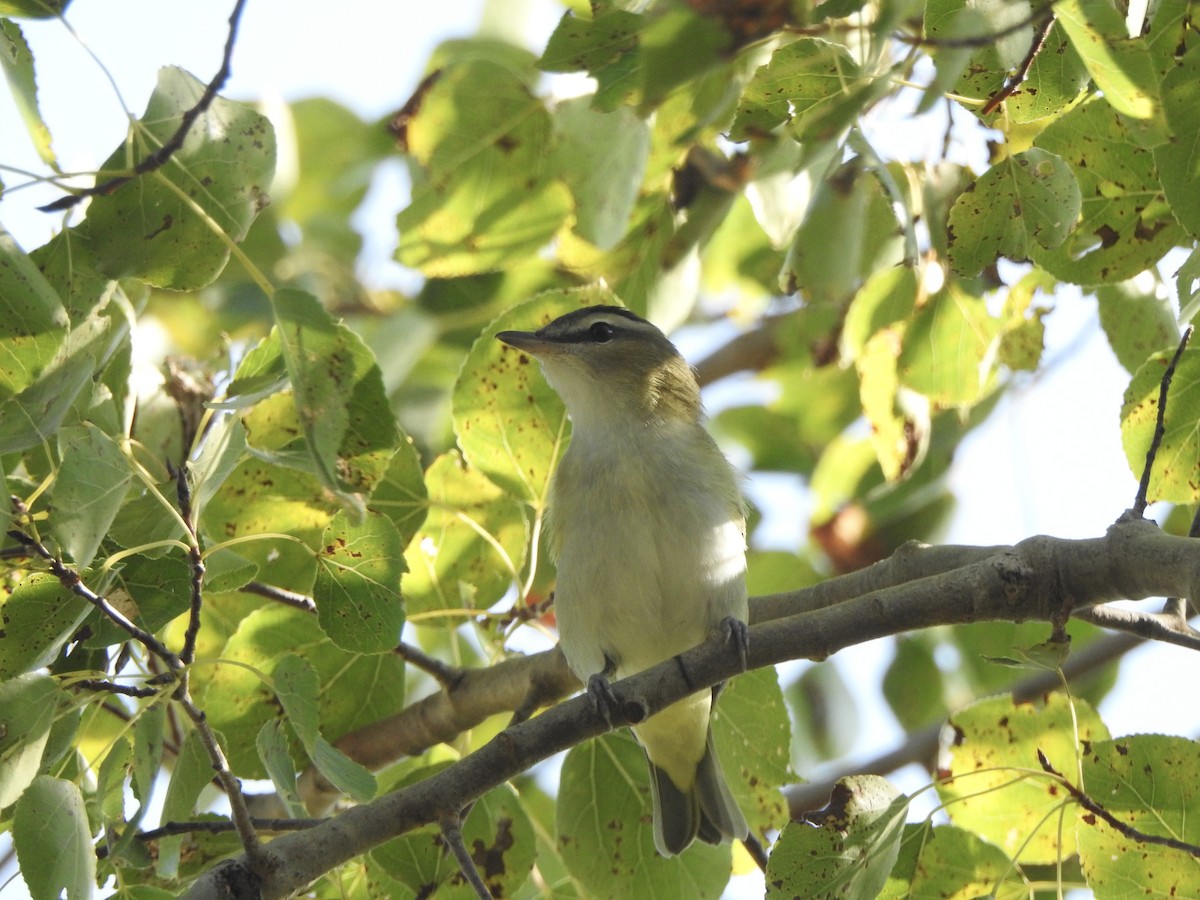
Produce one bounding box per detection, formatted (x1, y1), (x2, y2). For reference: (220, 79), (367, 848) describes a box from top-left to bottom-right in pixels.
(646, 728), (748, 857)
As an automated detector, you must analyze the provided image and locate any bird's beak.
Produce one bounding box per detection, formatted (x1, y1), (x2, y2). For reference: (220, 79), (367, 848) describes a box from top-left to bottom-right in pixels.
(496, 330), (563, 357)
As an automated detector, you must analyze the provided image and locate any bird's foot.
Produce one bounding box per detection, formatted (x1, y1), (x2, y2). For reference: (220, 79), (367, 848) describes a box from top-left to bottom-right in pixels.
(720, 616), (750, 671)
(586, 673), (621, 726)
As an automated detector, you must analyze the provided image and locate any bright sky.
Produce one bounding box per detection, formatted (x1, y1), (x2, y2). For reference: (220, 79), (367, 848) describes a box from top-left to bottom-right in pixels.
(1, 2), (1197, 897)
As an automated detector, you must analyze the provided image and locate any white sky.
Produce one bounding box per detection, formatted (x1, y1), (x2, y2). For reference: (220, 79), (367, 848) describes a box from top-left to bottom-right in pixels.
(1, 2), (1197, 897)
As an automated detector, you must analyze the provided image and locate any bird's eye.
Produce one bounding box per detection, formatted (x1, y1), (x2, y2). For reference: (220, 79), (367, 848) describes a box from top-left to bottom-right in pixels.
(588, 322), (614, 343)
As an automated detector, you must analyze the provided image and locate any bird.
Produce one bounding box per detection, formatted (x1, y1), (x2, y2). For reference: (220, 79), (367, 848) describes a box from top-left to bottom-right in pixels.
(496, 304), (750, 857)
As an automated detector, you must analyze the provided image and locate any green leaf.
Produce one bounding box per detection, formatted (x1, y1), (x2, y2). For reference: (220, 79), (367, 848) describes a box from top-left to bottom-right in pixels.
(637, 7), (732, 112)
(841, 265), (918, 361)
(782, 158), (905, 304)
(201, 546), (258, 593)
(313, 510), (405, 653)
(257, 720), (308, 819)
(270, 288), (400, 511)
(196, 604), (406, 777)
(730, 38), (861, 142)
(273, 653), (377, 803)
(923, 0), (1042, 118)
(786, 661), (861, 771)
(1056, 0), (1162, 124)
(84, 553), (192, 648)
(157, 728), (214, 878)
(882, 637), (946, 731)
(397, 59), (572, 276)
(0, 673), (60, 807)
(0, 1), (70, 17)
(713, 668), (792, 836)
(199, 455), (328, 591)
(1076, 735), (1200, 897)
(1153, 46), (1200, 238)
(552, 98), (650, 250)
(766, 775), (908, 899)
(132, 701), (165, 804)
(0, 573), (91, 679)
(1120, 346), (1200, 503)
(558, 731), (732, 898)
(401, 450), (528, 613)
(936, 693), (1110, 862)
(74, 66), (275, 290)
(880, 823), (1026, 899)
(190, 412), (247, 521)
(50, 422), (131, 567)
(369, 440), (428, 549)
(1097, 279), (1181, 374)
(0, 276), (120, 454)
(947, 149), (1081, 277)
(13, 775), (95, 900)
(0, 19), (56, 167)
(538, 8), (642, 110)
(454, 288), (609, 502)
(1030, 97), (1184, 284)
(0, 222), (67, 399)
(898, 282), (1000, 407)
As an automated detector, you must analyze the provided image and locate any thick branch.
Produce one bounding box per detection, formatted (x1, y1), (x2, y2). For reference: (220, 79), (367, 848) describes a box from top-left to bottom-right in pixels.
(187, 517), (1200, 899)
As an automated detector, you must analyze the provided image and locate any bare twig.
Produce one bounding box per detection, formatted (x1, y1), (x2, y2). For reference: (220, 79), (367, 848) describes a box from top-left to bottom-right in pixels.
(176, 465), (206, 666)
(397, 641), (465, 688)
(9, 497), (183, 670)
(96, 817), (326, 859)
(241, 580), (318, 614)
(1132, 327), (1194, 517)
(980, 13), (1057, 115)
(1039, 750), (1200, 857)
(39, 0), (249, 212)
(440, 810), (492, 900)
(73, 679), (161, 699)
(10, 495), (266, 867)
(1073, 605), (1200, 651)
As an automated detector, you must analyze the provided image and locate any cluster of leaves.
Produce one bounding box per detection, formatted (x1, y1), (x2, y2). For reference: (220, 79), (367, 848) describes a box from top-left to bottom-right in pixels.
(2, 0), (1200, 897)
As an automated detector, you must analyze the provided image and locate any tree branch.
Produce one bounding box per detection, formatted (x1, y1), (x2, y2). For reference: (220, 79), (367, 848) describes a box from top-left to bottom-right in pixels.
(38, 0), (249, 212)
(186, 517), (1200, 899)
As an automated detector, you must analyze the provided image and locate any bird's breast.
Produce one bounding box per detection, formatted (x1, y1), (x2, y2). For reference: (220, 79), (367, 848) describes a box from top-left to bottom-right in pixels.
(548, 424), (748, 680)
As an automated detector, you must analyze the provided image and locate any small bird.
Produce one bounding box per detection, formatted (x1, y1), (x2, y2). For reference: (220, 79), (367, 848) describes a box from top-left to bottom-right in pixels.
(497, 305), (750, 857)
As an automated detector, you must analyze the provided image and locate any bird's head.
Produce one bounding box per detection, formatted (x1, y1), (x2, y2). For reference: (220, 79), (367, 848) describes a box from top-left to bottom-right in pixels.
(497, 306), (701, 429)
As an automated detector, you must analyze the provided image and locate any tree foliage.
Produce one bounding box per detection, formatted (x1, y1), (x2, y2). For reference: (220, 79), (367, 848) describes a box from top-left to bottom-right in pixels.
(1, 0), (1199, 897)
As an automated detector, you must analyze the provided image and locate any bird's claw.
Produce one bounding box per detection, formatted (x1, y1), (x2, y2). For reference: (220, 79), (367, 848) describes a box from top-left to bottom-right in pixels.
(587, 673), (620, 725)
(721, 616), (750, 671)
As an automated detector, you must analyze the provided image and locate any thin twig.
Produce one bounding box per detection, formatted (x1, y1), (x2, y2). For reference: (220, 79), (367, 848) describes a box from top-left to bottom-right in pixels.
(73, 679), (161, 698)
(39, 0), (250, 212)
(1073, 605), (1200, 651)
(742, 833), (770, 871)
(241, 581), (318, 614)
(176, 465), (206, 666)
(96, 816), (326, 859)
(980, 13), (1057, 115)
(897, 2), (1055, 49)
(1133, 327), (1194, 517)
(439, 811), (492, 900)
(9, 498), (183, 671)
(1038, 750), (1200, 857)
(397, 641), (465, 688)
